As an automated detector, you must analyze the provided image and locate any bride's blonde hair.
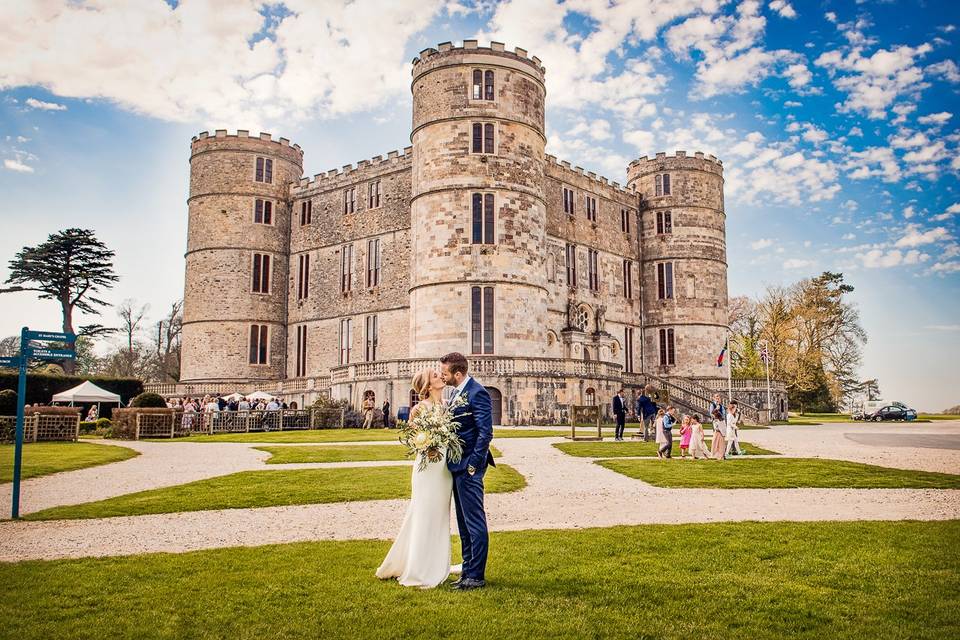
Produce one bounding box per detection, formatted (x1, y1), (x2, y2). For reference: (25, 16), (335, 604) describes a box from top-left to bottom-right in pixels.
(411, 369), (433, 401)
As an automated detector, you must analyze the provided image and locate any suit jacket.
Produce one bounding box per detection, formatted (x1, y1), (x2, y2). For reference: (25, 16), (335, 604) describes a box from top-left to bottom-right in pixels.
(612, 395), (627, 416)
(448, 377), (496, 474)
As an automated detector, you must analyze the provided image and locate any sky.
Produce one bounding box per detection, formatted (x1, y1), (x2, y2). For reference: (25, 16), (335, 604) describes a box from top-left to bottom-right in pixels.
(0, 0), (958, 410)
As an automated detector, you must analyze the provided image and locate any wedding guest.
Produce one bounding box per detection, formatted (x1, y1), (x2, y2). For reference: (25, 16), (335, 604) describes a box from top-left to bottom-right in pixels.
(266, 397), (280, 411)
(182, 402), (196, 431)
(238, 397), (251, 411)
(725, 401), (743, 457)
(688, 415), (712, 459)
(85, 405), (98, 421)
(382, 400), (392, 429)
(711, 407), (727, 460)
(660, 406), (677, 459)
(612, 389), (628, 441)
(362, 395), (376, 429)
(205, 397), (219, 413)
(709, 393), (726, 422)
(635, 386), (658, 441)
(678, 415), (692, 458)
(654, 408), (667, 459)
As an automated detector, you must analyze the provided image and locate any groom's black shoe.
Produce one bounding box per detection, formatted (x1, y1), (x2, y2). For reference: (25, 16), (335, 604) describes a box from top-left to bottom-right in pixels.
(452, 577), (486, 591)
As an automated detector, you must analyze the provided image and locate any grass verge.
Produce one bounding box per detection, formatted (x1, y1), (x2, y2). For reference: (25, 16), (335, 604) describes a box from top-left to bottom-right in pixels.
(0, 521), (956, 639)
(257, 444), (502, 464)
(1, 442), (139, 484)
(596, 457), (960, 489)
(554, 440), (779, 458)
(25, 464), (526, 521)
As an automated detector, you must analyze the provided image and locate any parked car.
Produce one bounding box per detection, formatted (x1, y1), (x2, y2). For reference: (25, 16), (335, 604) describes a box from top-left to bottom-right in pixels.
(867, 405), (917, 422)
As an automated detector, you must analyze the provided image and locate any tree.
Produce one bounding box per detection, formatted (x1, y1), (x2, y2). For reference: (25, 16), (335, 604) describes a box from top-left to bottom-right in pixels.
(152, 299), (182, 382)
(101, 299), (153, 379)
(1, 228), (118, 374)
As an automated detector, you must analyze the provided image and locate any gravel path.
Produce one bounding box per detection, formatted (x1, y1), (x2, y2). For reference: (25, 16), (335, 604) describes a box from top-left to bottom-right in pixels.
(1, 421), (958, 562)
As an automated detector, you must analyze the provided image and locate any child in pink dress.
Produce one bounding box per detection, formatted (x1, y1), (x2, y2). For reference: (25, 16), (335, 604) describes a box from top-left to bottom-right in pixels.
(679, 415), (692, 458)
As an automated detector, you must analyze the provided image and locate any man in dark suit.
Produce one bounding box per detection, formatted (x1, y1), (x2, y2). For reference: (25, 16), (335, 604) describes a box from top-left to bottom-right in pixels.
(612, 389), (627, 441)
(440, 352), (495, 591)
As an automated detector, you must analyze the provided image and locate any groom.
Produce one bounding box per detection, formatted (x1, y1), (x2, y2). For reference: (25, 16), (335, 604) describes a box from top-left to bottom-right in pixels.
(440, 352), (495, 591)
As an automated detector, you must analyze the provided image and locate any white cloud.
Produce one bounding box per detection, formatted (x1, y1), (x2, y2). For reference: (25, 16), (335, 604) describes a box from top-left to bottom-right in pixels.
(848, 126), (864, 136)
(784, 100), (802, 107)
(917, 112), (952, 126)
(929, 261), (960, 274)
(931, 203), (960, 222)
(3, 158), (34, 173)
(857, 248), (929, 268)
(783, 258), (813, 269)
(769, 1), (796, 19)
(924, 324), (960, 331)
(903, 205), (916, 219)
(845, 146), (901, 182)
(25, 97), (66, 111)
(623, 129), (657, 154)
(751, 238), (774, 250)
(889, 131), (929, 148)
(569, 119), (613, 141)
(894, 224), (951, 248)
(0, 0), (447, 126)
(842, 232), (856, 240)
(825, 12), (837, 23)
(927, 60), (960, 83)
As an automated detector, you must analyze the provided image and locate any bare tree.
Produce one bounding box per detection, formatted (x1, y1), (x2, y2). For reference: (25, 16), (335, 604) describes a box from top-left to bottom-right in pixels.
(152, 299), (183, 382)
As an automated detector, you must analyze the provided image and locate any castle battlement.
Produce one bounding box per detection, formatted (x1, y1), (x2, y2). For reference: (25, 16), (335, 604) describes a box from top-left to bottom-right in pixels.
(291, 145), (413, 193)
(629, 150), (723, 168)
(191, 129), (303, 156)
(412, 40), (545, 77)
(545, 153), (633, 195)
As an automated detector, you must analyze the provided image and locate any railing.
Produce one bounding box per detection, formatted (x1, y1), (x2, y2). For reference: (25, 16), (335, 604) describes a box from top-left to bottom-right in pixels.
(329, 356), (626, 383)
(691, 377), (786, 392)
(0, 414), (79, 442)
(129, 408), (344, 439)
(146, 376), (332, 399)
(623, 372), (764, 424)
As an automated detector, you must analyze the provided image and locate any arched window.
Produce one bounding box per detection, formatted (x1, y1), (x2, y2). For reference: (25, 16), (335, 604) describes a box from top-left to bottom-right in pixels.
(484, 70), (494, 100)
(473, 70), (483, 99)
(471, 193), (494, 244)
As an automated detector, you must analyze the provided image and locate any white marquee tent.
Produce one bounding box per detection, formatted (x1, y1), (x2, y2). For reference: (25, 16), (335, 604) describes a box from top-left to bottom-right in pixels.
(52, 381), (122, 405)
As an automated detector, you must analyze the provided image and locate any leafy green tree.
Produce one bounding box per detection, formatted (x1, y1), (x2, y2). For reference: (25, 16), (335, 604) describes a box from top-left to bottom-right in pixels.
(1, 229), (118, 374)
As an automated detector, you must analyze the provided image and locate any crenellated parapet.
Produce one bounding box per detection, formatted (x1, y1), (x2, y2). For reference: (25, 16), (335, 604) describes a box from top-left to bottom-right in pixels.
(545, 153), (634, 197)
(291, 146), (413, 194)
(191, 129), (303, 166)
(411, 40), (545, 81)
(628, 150), (723, 179)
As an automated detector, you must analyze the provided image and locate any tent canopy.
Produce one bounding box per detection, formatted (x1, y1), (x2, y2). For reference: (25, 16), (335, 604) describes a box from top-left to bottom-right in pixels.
(246, 391), (274, 401)
(52, 381), (122, 404)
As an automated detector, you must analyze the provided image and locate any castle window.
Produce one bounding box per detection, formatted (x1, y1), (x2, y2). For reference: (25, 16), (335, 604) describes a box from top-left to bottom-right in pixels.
(300, 200), (312, 226)
(252, 253), (270, 294)
(369, 180), (381, 209)
(657, 262), (674, 300)
(366, 238), (380, 287)
(365, 315), (378, 362)
(297, 253), (310, 300)
(254, 199), (273, 225)
(255, 157), (273, 184)
(471, 193), (495, 244)
(565, 243), (577, 287)
(339, 318), (352, 365)
(588, 249), (599, 292)
(655, 173), (671, 196)
(621, 208), (631, 233)
(656, 211), (672, 234)
(471, 286), (495, 354)
(624, 327), (635, 373)
(341, 244), (353, 293)
(343, 187), (356, 214)
(659, 328), (676, 366)
(295, 325), (307, 377)
(622, 259), (633, 299)
(471, 123), (495, 154)
(249, 324), (268, 365)
(585, 196), (597, 223)
(563, 187), (575, 215)
(484, 70), (494, 100)
(473, 69), (483, 99)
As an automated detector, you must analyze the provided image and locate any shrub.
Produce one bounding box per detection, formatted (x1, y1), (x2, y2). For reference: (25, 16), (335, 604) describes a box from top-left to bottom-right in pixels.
(0, 389), (16, 415)
(130, 392), (167, 408)
(0, 372), (143, 418)
(79, 421), (97, 433)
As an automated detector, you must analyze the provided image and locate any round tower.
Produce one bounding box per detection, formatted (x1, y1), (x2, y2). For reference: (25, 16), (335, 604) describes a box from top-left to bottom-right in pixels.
(626, 151), (728, 379)
(408, 40), (548, 358)
(181, 130), (303, 383)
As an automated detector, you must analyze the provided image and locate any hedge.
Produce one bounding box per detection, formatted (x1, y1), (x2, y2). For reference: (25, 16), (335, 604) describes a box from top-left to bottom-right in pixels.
(0, 372), (143, 418)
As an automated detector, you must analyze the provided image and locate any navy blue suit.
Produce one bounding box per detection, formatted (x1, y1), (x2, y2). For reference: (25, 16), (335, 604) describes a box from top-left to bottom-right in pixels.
(448, 377), (495, 580)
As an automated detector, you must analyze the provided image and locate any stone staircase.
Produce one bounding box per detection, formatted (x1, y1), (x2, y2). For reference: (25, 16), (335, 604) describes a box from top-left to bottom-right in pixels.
(624, 372), (764, 424)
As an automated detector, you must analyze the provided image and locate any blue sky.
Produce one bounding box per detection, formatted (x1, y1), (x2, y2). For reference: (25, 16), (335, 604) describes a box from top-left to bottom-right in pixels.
(0, 0), (958, 410)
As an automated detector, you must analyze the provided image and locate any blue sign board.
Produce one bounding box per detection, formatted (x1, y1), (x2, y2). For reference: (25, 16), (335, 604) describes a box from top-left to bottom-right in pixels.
(24, 330), (76, 343)
(26, 347), (77, 360)
(0, 356), (17, 368)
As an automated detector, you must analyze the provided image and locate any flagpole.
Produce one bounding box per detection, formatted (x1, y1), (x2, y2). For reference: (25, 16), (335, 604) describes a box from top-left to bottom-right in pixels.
(726, 330), (732, 406)
(763, 340), (771, 415)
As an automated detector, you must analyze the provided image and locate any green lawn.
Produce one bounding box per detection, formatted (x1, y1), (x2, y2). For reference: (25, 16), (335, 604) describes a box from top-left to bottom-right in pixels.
(1, 442), (139, 483)
(1, 520), (957, 639)
(146, 428), (401, 443)
(554, 440), (779, 458)
(258, 444), (502, 464)
(597, 458), (960, 489)
(919, 414), (960, 421)
(25, 464), (526, 521)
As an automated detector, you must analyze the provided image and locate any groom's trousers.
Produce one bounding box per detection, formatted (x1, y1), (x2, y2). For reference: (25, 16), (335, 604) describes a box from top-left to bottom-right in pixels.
(452, 468), (489, 580)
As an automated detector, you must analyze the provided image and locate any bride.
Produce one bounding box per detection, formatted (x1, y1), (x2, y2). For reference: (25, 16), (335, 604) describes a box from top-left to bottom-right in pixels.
(375, 368), (460, 588)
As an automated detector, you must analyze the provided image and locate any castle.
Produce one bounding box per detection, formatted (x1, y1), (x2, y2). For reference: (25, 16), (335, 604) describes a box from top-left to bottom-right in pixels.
(172, 40), (786, 424)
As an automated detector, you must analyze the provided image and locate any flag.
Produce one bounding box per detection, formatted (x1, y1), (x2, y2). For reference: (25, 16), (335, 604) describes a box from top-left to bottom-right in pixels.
(717, 347), (726, 367)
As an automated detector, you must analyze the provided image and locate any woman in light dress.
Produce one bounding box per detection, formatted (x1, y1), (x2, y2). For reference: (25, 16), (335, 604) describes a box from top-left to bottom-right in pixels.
(725, 401), (743, 457)
(710, 408), (727, 460)
(376, 369), (460, 589)
(688, 415), (712, 459)
(654, 408), (668, 459)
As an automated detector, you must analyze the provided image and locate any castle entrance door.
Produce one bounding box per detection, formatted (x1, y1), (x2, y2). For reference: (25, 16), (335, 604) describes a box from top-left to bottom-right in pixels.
(485, 386), (503, 426)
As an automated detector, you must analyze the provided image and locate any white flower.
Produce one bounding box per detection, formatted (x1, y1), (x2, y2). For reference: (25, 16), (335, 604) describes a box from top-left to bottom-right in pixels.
(413, 431), (430, 448)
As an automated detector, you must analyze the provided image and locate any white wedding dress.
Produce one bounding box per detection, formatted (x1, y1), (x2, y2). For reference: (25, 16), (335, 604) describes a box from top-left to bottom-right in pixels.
(375, 436), (460, 588)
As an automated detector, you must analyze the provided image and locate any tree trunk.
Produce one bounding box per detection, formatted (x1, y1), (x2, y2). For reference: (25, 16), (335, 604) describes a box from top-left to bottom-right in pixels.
(61, 298), (76, 375)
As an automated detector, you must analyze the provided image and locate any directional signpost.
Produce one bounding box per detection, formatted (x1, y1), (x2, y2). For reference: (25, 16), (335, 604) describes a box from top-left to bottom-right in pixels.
(8, 327), (76, 518)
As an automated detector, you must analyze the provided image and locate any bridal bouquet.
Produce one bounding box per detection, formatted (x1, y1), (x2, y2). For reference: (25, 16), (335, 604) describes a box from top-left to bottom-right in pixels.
(398, 394), (468, 471)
